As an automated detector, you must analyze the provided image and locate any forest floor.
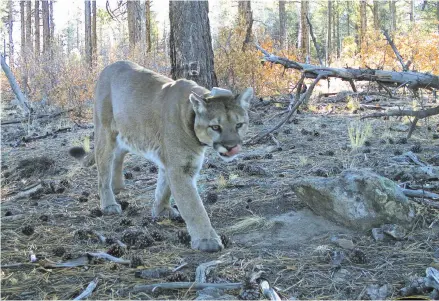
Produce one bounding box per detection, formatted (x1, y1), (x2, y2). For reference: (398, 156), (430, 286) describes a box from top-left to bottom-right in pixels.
(1, 86), (438, 300)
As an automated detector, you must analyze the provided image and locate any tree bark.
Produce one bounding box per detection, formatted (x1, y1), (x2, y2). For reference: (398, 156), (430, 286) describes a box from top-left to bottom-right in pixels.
(35, 1), (40, 57)
(127, 1), (141, 52)
(42, 0), (50, 55)
(8, 0), (14, 66)
(26, 1), (32, 53)
(346, 1), (350, 36)
(20, 1), (25, 58)
(238, 1), (253, 51)
(389, 0), (397, 32)
(1, 54), (30, 114)
(84, 0), (92, 67)
(279, 1), (287, 49)
(373, 1), (380, 30)
(91, 0), (97, 64)
(169, 1), (218, 89)
(335, 1), (340, 58)
(300, 0), (310, 60)
(410, 0), (415, 23)
(437, 1), (439, 34)
(326, 0), (332, 66)
(145, 0), (152, 52)
(359, 0), (367, 48)
(49, 0), (54, 47)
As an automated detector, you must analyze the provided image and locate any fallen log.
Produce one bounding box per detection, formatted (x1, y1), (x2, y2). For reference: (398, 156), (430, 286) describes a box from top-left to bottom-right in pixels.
(255, 44), (439, 91)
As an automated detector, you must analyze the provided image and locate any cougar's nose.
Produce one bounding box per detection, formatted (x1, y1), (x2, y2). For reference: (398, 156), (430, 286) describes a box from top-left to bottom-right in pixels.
(224, 144), (241, 156)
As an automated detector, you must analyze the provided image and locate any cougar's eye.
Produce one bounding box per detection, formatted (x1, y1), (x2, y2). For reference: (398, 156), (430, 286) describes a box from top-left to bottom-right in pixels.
(236, 123), (243, 129)
(210, 125), (221, 132)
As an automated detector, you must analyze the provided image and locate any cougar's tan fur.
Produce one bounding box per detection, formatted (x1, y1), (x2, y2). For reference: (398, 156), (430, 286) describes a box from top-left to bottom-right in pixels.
(70, 61), (253, 252)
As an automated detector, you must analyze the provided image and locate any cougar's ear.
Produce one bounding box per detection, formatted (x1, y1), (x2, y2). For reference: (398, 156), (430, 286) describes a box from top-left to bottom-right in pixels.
(189, 92), (207, 114)
(236, 87), (253, 110)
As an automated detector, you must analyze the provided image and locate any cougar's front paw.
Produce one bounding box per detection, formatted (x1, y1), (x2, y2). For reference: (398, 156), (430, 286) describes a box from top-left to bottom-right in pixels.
(102, 203), (122, 215)
(191, 238), (224, 253)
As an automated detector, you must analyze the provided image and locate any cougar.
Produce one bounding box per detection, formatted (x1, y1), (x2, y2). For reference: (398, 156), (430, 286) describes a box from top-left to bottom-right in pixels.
(69, 61), (253, 252)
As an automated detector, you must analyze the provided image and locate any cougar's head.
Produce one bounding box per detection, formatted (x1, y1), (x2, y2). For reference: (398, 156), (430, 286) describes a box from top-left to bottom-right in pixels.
(190, 87), (253, 162)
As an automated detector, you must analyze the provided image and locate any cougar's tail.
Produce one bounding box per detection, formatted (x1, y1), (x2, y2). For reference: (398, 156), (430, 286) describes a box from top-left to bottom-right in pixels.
(69, 147), (96, 167)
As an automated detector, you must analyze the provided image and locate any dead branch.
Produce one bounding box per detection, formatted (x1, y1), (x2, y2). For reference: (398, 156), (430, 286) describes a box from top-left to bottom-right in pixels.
(73, 278), (98, 301)
(131, 282), (242, 293)
(195, 260), (224, 283)
(306, 15), (323, 66)
(248, 74), (323, 144)
(382, 29), (408, 71)
(260, 280), (282, 301)
(361, 106), (439, 138)
(1, 109), (73, 125)
(255, 43), (439, 90)
(401, 188), (439, 200)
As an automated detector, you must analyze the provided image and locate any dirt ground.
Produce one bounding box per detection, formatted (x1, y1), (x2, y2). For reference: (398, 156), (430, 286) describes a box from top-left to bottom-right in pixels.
(1, 87), (438, 300)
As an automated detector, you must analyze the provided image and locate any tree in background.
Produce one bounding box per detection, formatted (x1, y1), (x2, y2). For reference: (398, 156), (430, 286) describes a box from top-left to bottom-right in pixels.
(278, 1), (287, 50)
(35, 0), (40, 57)
(169, 1), (217, 89)
(238, 0), (253, 51)
(42, 0), (50, 55)
(299, 0), (310, 60)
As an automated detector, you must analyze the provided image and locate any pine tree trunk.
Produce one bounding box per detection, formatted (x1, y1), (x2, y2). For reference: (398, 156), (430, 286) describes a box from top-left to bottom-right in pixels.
(20, 1), (25, 58)
(26, 1), (32, 53)
(84, 0), (92, 67)
(146, 0), (151, 52)
(300, 0), (310, 60)
(8, 0), (14, 66)
(49, 1), (54, 46)
(42, 0), (50, 55)
(91, 0), (97, 64)
(279, 1), (287, 49)
(238, 1), (253, 51)
(326, 0), (332, 65)
(410, 0), (415, 23)
(35, 1), (40, 57)
(359, 0), (367, 48)
(373, 1), (380, 29)
(336, 1), (340, 58)
(1, 54), (30, 114)
(169, 1), (218, 89)
(437, 1), (439, 34)
(389, 0), (397, 32)
(127, 1), (136, 52)
(346, 1), (350, 36)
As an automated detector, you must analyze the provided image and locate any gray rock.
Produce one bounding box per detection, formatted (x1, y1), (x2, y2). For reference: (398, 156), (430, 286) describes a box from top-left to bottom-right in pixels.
(291, 169), (413, 231)
(371, 228), (385, 241)
(196, 288), (235, 300)
(382, 224), (406, 240)
(367, 284), (389, 300)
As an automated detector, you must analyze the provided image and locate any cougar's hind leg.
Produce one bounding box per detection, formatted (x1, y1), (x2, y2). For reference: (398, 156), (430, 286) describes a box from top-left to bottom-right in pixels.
(112, 144), (128, 194)
(95, 129), (122, 215)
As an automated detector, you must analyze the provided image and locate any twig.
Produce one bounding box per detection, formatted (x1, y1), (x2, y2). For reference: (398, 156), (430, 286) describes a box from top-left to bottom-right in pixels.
(269, 133), (281, 149)
(172, 262), (188, 272)
(86, 252), (131, 265)
(131, 282), (242, 293)
(260, 280), (282, 301)
(248, 74), (323, 144)
(195, 260), (224, 283)
(73, 278), (99, 300)
(0, 263), (37, 269)
(411, 198), (439, 209)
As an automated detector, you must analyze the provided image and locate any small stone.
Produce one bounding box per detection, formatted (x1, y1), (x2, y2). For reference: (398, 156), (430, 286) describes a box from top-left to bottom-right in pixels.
(22, 225), (34, 236)
(124, 171), (133, 179)
(367, 284), (389, 300)
(332, 238), (354, 250)
(372, 228), (385, 241)
(382, 224), (406, 240)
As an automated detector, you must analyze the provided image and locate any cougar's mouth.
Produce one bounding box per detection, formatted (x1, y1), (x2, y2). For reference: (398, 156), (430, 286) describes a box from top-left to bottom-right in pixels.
(217, 145), (241, 161)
